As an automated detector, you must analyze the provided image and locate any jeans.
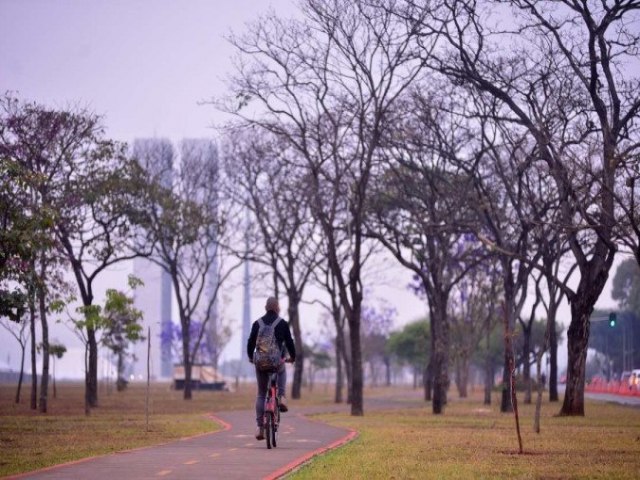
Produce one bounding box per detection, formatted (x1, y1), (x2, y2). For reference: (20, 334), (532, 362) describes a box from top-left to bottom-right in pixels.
(255, 362), (286, 427)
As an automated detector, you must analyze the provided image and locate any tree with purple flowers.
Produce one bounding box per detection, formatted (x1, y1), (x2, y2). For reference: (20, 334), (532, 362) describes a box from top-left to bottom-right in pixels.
(133, 139), (242, 400)
(160, 318), (231, 368)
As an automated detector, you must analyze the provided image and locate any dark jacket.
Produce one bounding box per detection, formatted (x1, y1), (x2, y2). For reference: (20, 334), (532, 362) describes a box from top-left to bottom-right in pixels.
(247, 310), (296, 362)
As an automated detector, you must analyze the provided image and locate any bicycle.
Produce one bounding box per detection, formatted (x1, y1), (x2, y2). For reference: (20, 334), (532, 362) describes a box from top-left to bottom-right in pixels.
(262, 357), (292, 449)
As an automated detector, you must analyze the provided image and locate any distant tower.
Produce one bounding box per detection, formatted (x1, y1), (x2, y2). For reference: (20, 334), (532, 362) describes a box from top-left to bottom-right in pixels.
(131, 138), (174, 380)
(181, 139), (220, 369)
(241, 212), (252, 363)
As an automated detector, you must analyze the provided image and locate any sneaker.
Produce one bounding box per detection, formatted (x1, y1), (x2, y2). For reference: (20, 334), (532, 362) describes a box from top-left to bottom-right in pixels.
(255, 426), (264, 440)
(279, 395), (288, 412)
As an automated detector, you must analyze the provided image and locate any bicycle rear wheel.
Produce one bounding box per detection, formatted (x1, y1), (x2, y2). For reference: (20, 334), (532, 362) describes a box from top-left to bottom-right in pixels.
(265, 412), (274, 449)
(272, 408), (278, 448)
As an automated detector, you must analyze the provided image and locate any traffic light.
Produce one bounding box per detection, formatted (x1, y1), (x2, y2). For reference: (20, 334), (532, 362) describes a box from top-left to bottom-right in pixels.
(609, 312), (617, 327)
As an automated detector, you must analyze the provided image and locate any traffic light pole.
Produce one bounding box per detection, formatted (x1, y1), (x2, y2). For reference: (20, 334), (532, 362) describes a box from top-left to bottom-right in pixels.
(591, 312), (619, 380)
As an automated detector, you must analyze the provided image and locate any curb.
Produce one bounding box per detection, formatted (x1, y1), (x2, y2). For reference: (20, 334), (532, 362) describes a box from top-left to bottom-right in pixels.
(263, 427), (358, 480)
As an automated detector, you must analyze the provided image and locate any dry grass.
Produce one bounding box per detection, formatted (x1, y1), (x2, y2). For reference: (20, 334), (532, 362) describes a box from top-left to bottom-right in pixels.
(292, 393), (640, 480)
(0, 380), (335, 477)
(4, 382), (640, 479)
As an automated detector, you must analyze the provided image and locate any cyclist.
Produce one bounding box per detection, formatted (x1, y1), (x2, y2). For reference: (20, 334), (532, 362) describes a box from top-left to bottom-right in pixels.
(247, 297), (296, 440)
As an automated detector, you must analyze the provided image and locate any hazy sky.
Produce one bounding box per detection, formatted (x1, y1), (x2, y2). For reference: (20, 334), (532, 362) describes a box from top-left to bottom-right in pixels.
(0, 0), (294, 142)
(0, 0), (622, 377)
(0, 0), (426, 376)
(0, 0), (307, 375)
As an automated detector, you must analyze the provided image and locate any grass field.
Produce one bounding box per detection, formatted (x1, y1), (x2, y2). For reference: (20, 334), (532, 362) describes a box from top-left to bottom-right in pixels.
(0, 380), (335, 477)
(2, 382), (640, 479)
(291, 393), (640, 480)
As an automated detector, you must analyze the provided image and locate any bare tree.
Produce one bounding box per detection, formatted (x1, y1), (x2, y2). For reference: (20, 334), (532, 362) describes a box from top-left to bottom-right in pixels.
(367, 86), (488, 413)
(224, 0), (430, 415)
(223, 128), (321, 399)
(404, 0), (640, 415)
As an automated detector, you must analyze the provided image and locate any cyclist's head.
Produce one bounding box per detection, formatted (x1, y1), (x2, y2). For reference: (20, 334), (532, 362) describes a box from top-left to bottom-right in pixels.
(265, 296), (280, 314)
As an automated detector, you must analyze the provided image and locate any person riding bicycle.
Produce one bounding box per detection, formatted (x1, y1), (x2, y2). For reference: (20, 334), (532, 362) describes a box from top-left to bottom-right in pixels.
(247, 297), (296, 440)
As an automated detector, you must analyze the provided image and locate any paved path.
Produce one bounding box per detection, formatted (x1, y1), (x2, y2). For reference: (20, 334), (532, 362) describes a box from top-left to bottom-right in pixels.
(8, 405), (357, 480)
(585, 391), (640, 407)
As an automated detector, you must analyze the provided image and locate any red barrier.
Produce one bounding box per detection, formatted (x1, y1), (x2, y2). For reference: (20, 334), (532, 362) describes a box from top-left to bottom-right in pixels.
(585, 379), (640, 397)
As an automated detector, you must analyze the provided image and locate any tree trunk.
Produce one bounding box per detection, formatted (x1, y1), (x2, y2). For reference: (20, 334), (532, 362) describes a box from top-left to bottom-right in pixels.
(29, 298), (37, 410)
(484, 362), (493, 405)
(38, 280), (50, 413)
(484, 326), (492, 405)
(431, 294), (450, 414)
(560, 254), (613, 416)
(501, 287), (516, 413)
(522, 326), (532, 405)
(549, 311), (559, 402)
(287, 294), (304, 399)
(182, 325), (193, 400)
(16, 337), (26, 404)
(334, 333), (344, 403)
(384, 356), (391, 386)
(332, 301), (347, 403)
(424, 362), (432, 401)
(338, 324), (352, 404)
(456, 355), (469, 398)
(559, 307), (590, 416)
(534, 351), (544, 433)
(348, 312), (363, 415)
(87, 327), (98, 407)
(117, 351), (127, 391)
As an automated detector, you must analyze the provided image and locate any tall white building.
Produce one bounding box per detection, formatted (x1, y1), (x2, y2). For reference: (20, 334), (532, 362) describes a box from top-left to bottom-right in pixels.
(130, 138), (174, 380)
(180, 139), (220, 367)
(129, 138), (220, 380)
(131, 257), (173, 379)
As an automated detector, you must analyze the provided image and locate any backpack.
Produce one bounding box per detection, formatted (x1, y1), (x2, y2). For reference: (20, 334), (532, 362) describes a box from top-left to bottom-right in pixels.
(253, 317), (283, 371)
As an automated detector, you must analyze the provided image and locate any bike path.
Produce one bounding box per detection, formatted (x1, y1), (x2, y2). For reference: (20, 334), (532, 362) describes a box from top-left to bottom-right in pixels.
(8, 405), (356, 480)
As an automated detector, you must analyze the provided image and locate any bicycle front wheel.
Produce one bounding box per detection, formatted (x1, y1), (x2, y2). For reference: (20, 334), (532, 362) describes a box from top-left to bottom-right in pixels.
(265, 412), (274, 449)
